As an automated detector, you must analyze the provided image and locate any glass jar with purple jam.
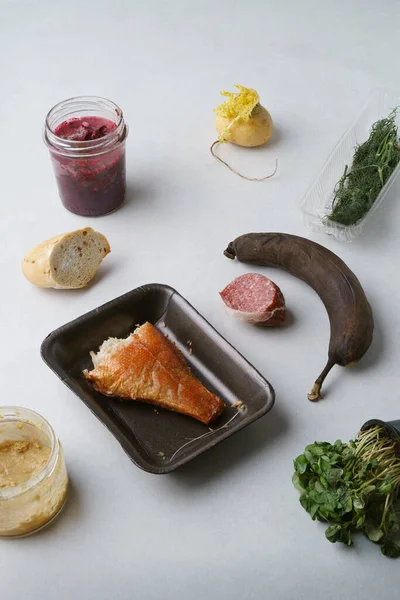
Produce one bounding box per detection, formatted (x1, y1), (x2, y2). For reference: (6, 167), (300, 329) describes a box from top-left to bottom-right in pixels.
(44, 96), (128, 216)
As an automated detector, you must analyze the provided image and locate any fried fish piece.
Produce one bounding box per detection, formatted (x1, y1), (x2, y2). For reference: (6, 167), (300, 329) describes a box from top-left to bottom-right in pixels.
(83, 322), (225, 424)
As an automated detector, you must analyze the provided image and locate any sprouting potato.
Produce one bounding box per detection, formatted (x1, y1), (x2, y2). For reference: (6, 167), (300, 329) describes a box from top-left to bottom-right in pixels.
(214, 84), (273, 147)
(211, 85), (277, 180)
(216, 103), (273, 147)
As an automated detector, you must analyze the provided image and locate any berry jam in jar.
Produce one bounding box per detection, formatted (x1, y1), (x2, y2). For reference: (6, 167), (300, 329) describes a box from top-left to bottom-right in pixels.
(44, 96), (128, 216)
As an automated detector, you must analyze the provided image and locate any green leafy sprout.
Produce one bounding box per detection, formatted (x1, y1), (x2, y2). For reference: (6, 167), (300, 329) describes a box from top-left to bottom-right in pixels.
(293, 426), (400, 558)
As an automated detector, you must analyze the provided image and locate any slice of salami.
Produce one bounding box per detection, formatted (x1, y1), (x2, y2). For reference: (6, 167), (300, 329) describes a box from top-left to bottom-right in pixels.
(220, 273), (286, 326)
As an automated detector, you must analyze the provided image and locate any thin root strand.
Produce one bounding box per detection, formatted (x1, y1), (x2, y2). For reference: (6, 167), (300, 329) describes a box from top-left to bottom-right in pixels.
(210, 140), (278, 182)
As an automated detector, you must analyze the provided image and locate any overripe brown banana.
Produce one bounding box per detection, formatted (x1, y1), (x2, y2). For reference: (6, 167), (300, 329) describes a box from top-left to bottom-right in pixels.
(224, 232), (374, 401)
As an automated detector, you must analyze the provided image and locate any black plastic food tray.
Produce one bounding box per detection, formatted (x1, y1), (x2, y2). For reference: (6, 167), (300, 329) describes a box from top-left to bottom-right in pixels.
(41, 284), (275, 473)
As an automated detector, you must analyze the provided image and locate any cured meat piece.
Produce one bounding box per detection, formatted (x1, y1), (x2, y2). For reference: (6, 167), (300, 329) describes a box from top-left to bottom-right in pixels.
(220, 273), (286, 325)
(83, 322), (225, 424)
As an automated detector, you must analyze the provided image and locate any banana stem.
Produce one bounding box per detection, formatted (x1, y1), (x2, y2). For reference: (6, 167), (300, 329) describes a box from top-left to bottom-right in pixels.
(308, 357), (337, 402)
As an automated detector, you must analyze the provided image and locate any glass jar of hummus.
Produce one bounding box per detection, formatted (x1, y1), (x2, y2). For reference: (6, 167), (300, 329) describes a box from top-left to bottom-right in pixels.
(0, 407), (68, 538)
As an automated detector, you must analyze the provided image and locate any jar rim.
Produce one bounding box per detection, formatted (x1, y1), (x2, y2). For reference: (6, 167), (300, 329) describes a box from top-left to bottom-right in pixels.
(0, 406), (58, 500)
(44, 95), (128, 158)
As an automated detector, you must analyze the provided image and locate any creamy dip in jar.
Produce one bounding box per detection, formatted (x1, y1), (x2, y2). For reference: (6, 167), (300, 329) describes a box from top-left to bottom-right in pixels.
(0, 407), (68, 538)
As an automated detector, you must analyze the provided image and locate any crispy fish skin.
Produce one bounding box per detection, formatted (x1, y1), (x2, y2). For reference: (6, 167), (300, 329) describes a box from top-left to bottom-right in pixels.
(83, 322), (225, 424)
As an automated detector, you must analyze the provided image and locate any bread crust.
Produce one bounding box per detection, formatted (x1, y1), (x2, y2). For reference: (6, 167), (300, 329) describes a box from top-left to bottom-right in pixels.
(83, 323), (226, 424)
(22, 228), (110, 289)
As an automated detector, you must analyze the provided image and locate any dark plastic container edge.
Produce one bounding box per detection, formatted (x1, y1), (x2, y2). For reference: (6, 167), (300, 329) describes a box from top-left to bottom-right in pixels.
(361, 419), (400, 456)
(40, 283), (276, 474)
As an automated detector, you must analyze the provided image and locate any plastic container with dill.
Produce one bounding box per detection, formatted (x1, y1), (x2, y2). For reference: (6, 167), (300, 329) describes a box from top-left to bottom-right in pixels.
(301, 89), (400, 242)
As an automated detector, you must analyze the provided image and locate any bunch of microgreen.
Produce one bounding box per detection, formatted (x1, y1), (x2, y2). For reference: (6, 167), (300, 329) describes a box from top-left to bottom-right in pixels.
(293, 425), (400, 558)
(328, 109), (400, 226)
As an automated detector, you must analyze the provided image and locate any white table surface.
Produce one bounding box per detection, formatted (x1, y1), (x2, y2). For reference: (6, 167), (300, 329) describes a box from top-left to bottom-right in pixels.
(2, 1), (400, 598)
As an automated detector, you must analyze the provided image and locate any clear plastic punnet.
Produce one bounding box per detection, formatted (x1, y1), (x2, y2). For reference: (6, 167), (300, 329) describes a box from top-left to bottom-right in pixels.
(300, 89), (400, 242)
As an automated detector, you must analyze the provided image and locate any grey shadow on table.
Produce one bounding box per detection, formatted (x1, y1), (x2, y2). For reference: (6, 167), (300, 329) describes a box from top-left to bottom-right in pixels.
(354, 176), (400, 247)
(124, 180), (155, 207)
(33, 477), (83, 539)
(116, 177), (165, 214)
(168, 405), (289, 487)
(90, 261), (115, 286)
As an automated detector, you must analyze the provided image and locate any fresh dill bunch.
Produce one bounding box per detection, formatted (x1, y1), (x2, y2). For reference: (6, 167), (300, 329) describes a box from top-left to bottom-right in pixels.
(328, 109), (400, 227)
